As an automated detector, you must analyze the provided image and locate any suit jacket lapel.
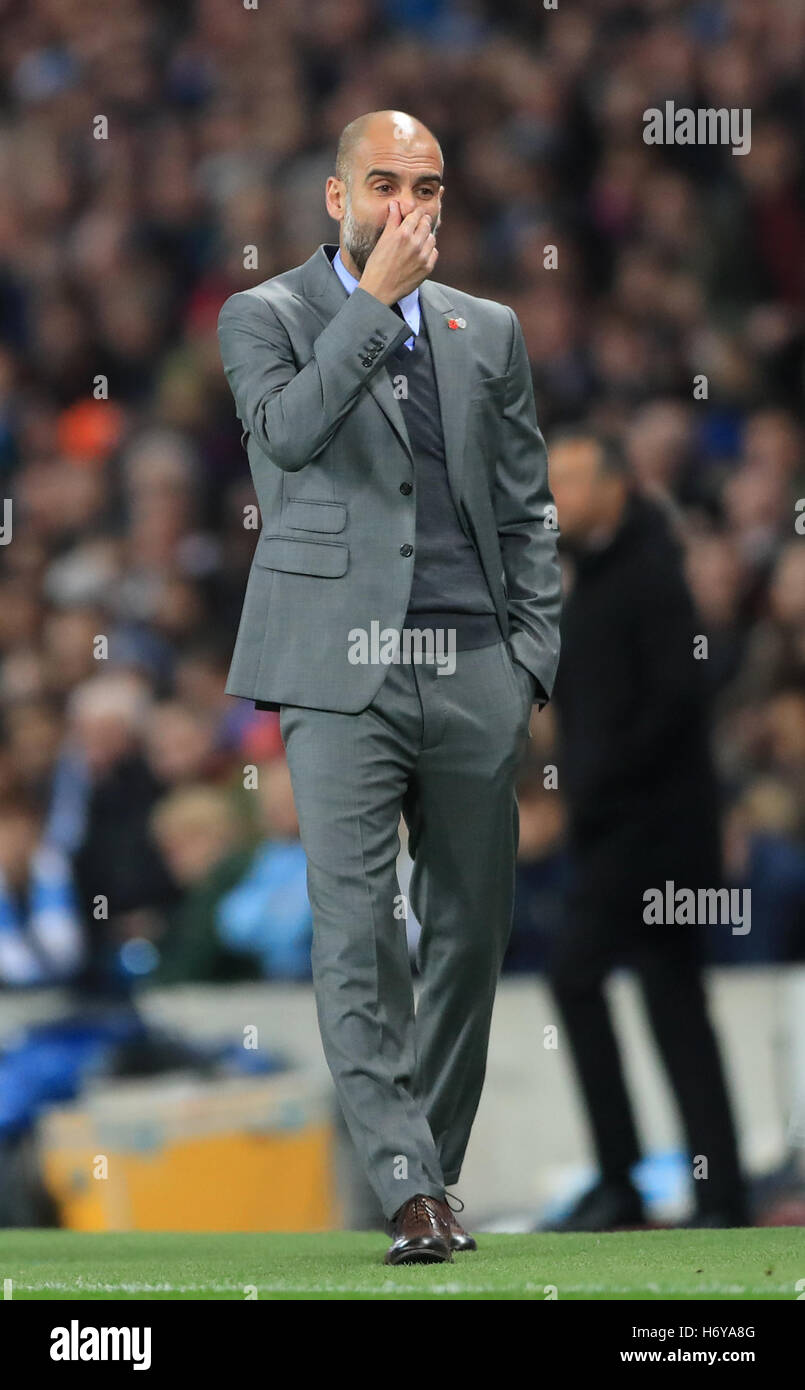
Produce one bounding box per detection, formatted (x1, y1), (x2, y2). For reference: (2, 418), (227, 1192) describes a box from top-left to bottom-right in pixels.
(300, 245), (412, 464)
(299, 249), (473, 504)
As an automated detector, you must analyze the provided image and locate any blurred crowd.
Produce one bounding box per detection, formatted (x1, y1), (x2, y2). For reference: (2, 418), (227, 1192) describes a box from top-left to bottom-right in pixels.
(0, 0), (803, 996)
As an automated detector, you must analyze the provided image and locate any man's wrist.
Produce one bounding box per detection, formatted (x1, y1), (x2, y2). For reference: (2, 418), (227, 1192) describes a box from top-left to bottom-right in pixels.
(357, 277), (394, 306)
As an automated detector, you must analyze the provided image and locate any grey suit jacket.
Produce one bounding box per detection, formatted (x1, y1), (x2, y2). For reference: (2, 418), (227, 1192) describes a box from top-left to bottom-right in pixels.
(217, 244), (561, 713)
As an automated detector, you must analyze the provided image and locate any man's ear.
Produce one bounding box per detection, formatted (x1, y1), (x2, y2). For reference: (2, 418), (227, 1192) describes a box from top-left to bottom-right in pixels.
(325, 176), (346, 222)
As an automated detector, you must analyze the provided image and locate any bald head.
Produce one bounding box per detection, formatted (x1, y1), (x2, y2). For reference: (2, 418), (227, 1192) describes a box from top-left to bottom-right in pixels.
(327, 110), (444, 277)
(335, 110), (443, 187)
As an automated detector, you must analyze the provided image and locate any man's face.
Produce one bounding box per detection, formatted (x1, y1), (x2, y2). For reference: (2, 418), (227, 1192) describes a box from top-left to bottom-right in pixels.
(550, 439), (614, 543)
(327, 121), (444, 275)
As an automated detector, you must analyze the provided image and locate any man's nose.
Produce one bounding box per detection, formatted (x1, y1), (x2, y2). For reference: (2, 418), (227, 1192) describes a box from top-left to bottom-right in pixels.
(398, 195), (418, 218)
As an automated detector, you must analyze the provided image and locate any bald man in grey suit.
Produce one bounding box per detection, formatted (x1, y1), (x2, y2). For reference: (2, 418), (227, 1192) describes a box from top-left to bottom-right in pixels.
(218, 111), (561, 1264)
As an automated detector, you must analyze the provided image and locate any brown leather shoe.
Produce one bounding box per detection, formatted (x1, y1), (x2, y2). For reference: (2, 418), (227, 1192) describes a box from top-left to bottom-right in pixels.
(384, 1193), (453, 1265)
(447, 1209), (478, 1252)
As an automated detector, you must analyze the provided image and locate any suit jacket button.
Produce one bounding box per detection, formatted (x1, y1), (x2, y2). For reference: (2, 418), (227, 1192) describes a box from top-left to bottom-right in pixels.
(399, 482), (412, 495)
(400, 543), (413, 557)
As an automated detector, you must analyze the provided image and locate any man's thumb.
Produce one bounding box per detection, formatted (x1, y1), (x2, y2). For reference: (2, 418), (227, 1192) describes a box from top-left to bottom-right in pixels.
(384, 199), (401, 230)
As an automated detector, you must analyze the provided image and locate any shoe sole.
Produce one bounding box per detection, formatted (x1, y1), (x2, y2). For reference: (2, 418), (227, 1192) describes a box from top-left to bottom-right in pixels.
(384, 1247), (452, 1266)
(385, 1255), (452, 1265)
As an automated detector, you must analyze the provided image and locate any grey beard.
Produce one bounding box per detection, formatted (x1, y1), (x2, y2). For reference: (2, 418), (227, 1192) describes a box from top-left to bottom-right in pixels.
(342, 202), (380, 274)
(342, 198), (439, 275)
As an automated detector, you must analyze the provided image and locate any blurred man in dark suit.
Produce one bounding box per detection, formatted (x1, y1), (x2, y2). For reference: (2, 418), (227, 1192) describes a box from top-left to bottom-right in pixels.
(545, 429), (749, 1230)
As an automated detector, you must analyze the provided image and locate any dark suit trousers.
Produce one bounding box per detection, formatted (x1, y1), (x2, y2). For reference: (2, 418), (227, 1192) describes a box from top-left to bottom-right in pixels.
(546, 895), (746, 1214)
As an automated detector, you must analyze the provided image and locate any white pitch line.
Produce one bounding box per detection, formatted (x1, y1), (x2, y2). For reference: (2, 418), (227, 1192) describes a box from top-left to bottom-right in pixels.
(10, 1281), (795, 1296)
(11, 1281), (544, 1295)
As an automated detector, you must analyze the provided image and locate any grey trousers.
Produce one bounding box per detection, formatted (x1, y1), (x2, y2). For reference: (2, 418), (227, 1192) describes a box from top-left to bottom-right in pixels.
(279, 638), (532, 1220)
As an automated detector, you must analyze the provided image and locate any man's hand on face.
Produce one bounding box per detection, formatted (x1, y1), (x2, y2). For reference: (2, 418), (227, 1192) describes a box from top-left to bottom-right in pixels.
(358, 200), (438, 306)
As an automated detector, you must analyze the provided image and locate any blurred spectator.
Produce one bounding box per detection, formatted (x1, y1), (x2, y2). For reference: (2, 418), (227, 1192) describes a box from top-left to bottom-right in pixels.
(144, 699), (221, 787)
(47, 672), (179, 991)
(721, 778), (805, 964)
(148, 758), (311, 983)
(148, 783), (259, 985)
(0, 796), (84, 988)
(216, 757), (312, 980)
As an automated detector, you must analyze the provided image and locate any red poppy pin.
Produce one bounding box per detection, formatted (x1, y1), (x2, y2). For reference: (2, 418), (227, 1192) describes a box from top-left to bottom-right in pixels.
(447, 316), (466, 330)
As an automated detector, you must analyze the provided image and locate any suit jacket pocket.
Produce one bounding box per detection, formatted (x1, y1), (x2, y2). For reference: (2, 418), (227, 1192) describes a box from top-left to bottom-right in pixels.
(254, 535), (348, 578)
(284, 498), (347, 533)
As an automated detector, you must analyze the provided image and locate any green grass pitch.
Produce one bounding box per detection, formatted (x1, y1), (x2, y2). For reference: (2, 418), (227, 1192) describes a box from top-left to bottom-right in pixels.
(1, 1228), (802, 1300)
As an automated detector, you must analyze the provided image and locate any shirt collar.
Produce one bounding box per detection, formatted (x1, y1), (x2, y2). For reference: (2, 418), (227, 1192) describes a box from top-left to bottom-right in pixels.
(332, 246), (419, 345)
